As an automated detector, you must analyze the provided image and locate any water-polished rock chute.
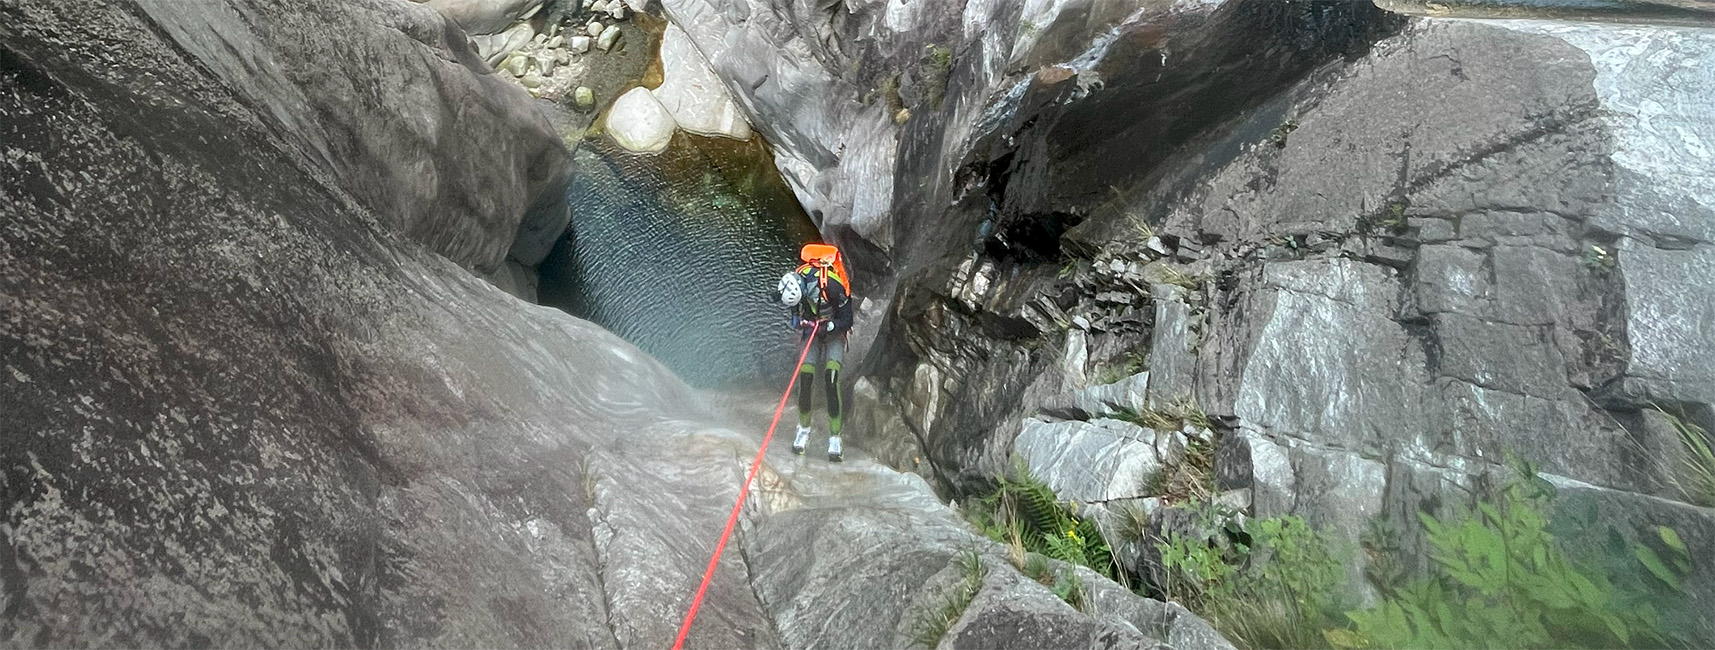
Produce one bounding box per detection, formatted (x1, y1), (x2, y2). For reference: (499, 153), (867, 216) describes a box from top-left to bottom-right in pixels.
(5, 0), (1715, 647)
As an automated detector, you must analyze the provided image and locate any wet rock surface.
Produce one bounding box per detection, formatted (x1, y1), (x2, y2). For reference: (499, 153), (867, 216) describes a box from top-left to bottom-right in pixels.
(120, 0), (570, 275)
(0, 7), (634, 641)
(2, 2), (1201, 647)
(730, 0), (1715, 639)
(12, 0), (1715, 646)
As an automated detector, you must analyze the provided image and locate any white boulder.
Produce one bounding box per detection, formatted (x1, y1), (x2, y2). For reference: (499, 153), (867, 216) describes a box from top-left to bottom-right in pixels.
(596, 24), (621, 51)
(484, 20), (535, 66)
(605, 87), (677, 153)
(500, 51), (529, 76)
(650, 23), (751, 140)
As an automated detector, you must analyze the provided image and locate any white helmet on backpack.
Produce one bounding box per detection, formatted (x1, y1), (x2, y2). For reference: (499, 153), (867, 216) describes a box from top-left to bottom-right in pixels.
(776, 272), (802, 306)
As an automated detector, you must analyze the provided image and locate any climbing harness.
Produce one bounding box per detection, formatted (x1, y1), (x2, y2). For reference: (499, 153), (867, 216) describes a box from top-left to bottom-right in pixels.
(670, 322), (822, 650)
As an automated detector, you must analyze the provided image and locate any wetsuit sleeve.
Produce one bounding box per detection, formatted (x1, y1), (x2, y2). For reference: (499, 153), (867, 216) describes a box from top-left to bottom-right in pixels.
(828, 277), (854, 333)
(788, 296), (812, 330)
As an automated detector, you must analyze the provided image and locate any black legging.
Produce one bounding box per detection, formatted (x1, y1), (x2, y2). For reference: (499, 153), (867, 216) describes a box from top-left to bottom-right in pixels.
(798, 366), (843, 434)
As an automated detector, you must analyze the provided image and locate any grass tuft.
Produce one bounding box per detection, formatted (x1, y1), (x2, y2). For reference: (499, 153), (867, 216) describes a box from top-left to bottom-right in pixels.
(912, 549), (987, 648)
(1158, 265), (1202, 291)
(1659, 408), (1715, 507)
(1114, 398), (1211, 435)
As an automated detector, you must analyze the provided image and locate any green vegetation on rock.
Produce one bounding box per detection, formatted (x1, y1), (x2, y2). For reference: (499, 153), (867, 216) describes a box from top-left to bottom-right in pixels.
(1584, 243), (1618, 272)
(1658, 408), (1715, 507)
(1150, 460), (1700, 650)
(1158, 508), (1346, 650)
(922, 44), (953, 109)
(1116, 397), (1211, 432)
(962, 401), (1706, 650)
(912, 549), (987, 648)
(1332, 464), (1696, 650)
(1357, 200), (1409, 234)
(1089, 348), (1148, 385)
(968, 462), (1114, 581)
(965, 462), (1111, 610)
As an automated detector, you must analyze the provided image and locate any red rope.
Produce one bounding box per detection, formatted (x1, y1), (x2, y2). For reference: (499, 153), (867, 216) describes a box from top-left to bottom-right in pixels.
(670, 324), (820, 650)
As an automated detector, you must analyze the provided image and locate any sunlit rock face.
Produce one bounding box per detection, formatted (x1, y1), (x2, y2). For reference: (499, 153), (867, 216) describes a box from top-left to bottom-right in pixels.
(538, 134), (820, 388)
(653, 22), (752, 141)
(605, 86), (678, 153)
(1171, 21), (1715, 624)
(654, 0), (927, 275)
(753, 0), (1714, 634)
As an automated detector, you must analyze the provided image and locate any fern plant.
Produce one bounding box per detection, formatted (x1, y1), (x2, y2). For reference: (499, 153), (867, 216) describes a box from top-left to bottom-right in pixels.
(973, 462), (1115, 579)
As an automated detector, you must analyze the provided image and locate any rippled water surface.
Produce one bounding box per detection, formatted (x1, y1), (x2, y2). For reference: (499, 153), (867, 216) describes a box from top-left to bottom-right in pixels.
(540, 134), (820, 388)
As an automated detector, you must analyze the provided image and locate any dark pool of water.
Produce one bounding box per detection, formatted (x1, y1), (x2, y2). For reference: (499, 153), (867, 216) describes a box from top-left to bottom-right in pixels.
(539, 133), (821, 388)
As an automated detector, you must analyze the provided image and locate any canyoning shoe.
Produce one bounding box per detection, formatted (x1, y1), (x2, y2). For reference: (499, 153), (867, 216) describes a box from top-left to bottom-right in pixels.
(792, 426), (811, 455)
(827, 435), (843, 463)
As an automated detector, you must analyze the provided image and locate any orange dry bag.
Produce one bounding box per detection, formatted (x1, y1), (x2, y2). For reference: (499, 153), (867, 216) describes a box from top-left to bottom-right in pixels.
(798, 243), (850, 294)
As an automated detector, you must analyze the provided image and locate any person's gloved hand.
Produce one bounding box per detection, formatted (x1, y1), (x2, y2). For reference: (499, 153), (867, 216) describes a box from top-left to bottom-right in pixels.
(822, 321), (837, 333)
(794, 317), (815, 331)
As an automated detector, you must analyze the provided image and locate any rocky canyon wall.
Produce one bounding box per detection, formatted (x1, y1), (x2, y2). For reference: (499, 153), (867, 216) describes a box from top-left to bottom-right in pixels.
(655, 0), (1715, 634)
(120, 0), (570, 274)
(1, 1), (1228, 647)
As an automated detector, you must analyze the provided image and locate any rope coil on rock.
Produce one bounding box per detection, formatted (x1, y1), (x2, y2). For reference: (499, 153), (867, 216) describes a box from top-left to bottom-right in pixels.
(670, 323), (820, 650)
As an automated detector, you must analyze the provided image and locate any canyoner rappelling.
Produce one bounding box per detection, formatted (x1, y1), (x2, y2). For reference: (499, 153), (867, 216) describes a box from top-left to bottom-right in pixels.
(773, 243), (854, 463)
(671, 243), (853, 647)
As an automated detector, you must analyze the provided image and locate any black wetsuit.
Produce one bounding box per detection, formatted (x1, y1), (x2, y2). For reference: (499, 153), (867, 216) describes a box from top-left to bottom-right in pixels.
(787, 269), (852, 434)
